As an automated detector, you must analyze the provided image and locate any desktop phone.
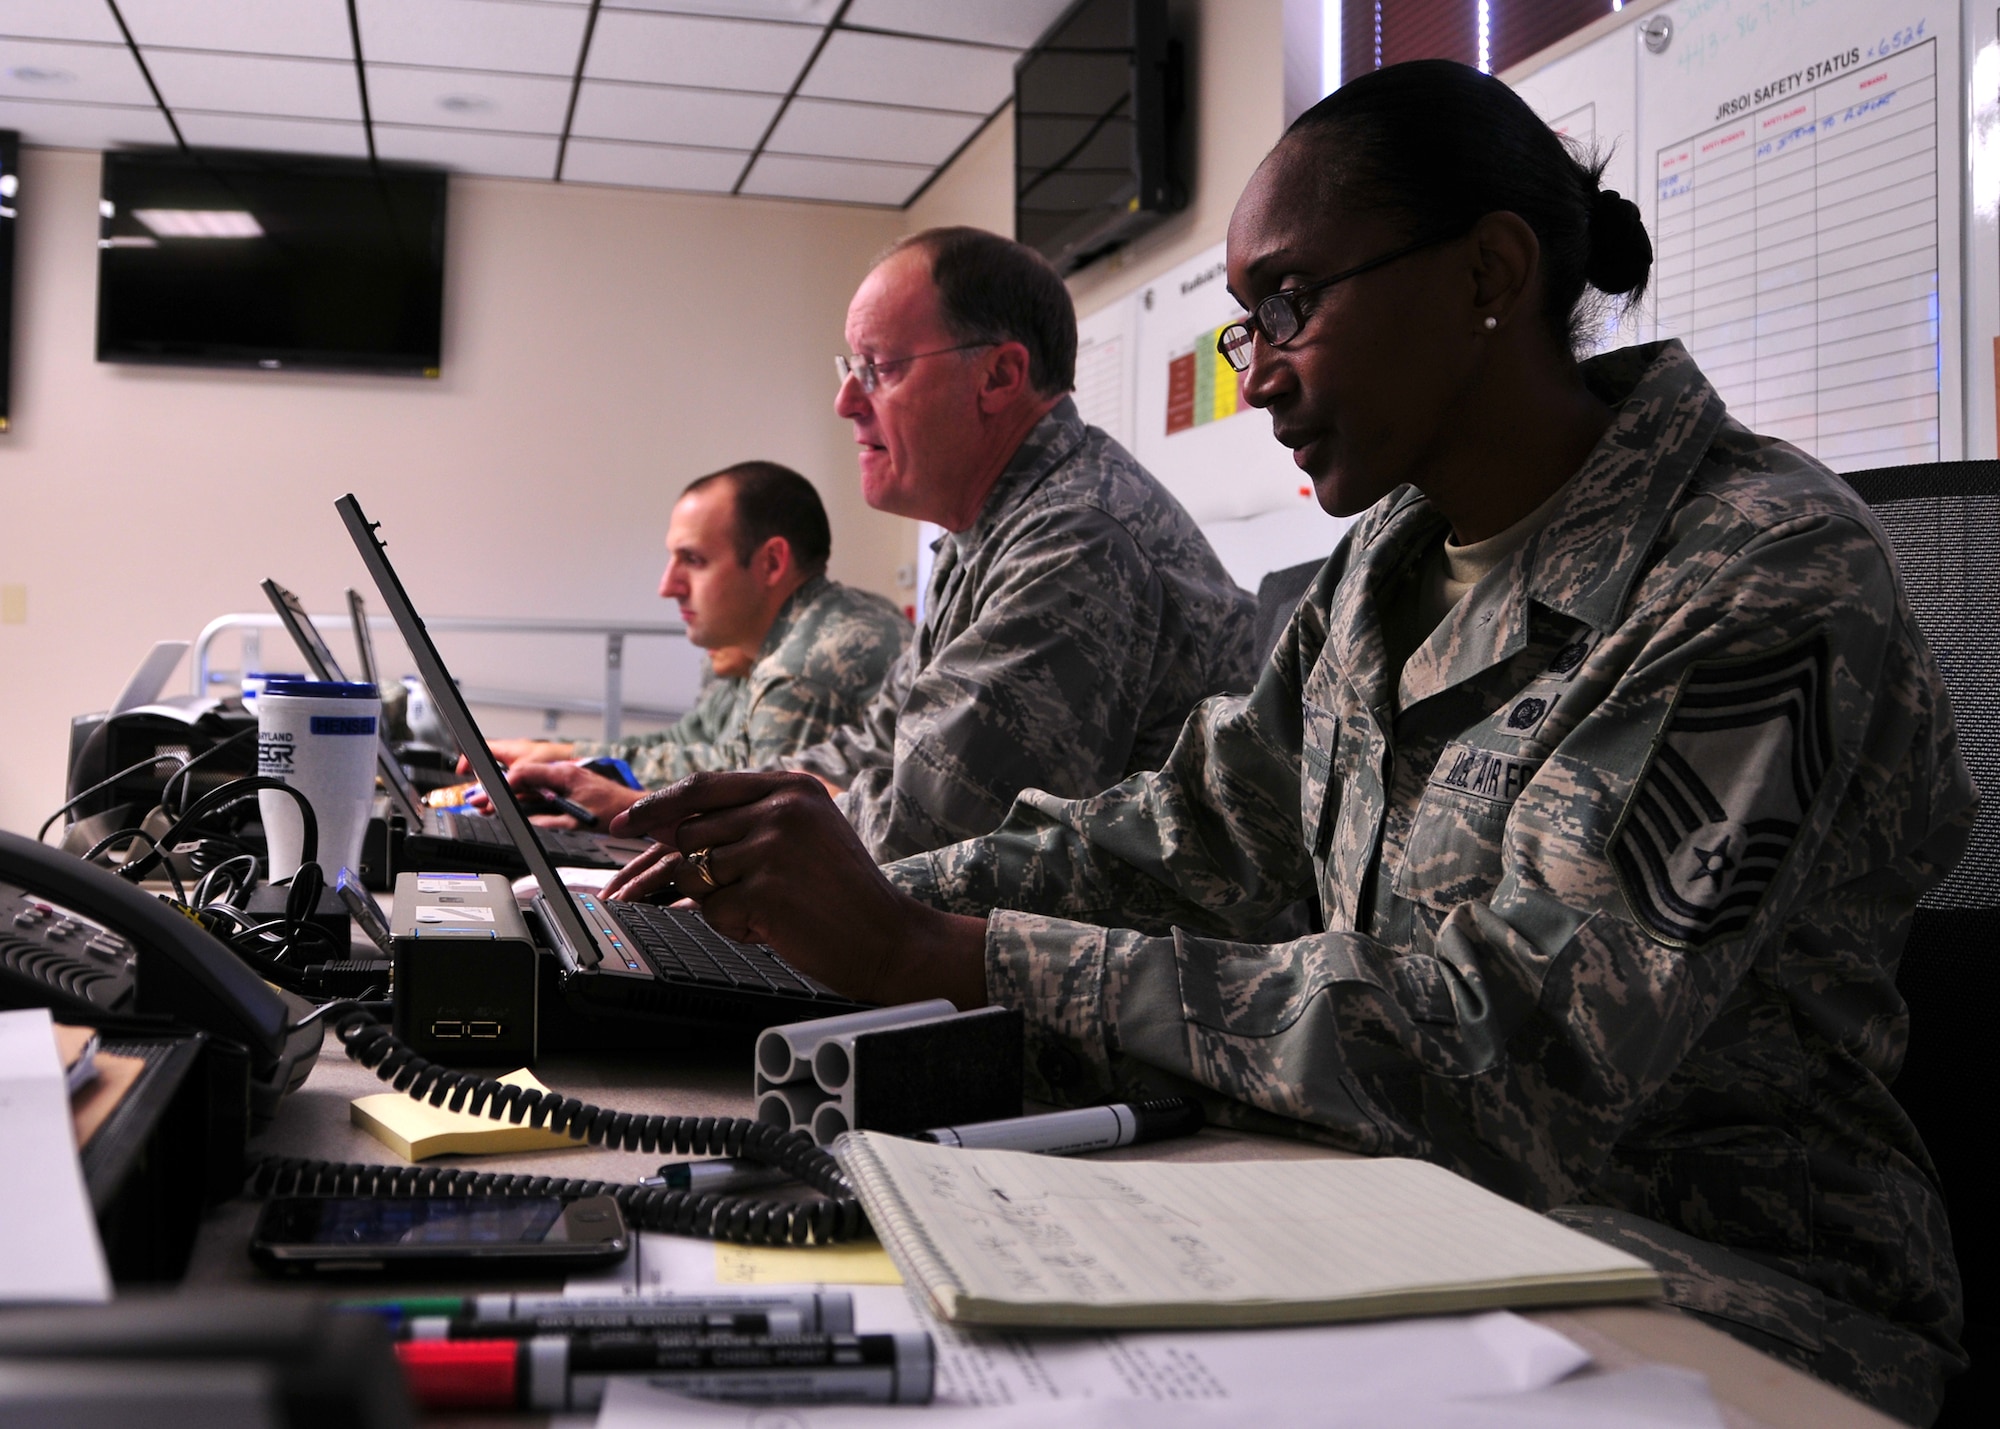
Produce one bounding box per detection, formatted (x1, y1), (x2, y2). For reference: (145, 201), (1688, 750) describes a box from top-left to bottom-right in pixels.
(250, 1193), (629, 1277)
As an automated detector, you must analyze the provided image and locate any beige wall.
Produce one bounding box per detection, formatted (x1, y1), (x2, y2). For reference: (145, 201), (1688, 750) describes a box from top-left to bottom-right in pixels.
(0, 145), (909, 835)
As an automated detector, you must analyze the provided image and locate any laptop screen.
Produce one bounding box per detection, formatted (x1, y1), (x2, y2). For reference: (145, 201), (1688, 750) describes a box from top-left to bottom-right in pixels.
(261, 577), (426, 823)
(346, 588), (380, 686)
(334, 494), (608, 973)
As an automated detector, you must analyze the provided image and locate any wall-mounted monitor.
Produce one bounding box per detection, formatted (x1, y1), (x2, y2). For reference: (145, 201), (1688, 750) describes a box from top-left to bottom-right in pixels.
(1, 129), (18, 429)
(97, 149), (446, 378)
(1014, 0), (1185, 277)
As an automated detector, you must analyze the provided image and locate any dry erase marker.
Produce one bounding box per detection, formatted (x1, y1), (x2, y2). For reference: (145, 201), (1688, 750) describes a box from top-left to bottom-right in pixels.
(639, 1158), (796, 1195)
(401, 1307), (802, 1341)
(396, 1331), (935, 1411)
(347, 1291), (852, 1335)
(917, 1097), (1204, 1155)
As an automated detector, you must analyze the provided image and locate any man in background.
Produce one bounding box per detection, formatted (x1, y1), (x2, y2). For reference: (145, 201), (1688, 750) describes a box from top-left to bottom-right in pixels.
(485, 461), (907, 799)
(510, 229), (1254, 860)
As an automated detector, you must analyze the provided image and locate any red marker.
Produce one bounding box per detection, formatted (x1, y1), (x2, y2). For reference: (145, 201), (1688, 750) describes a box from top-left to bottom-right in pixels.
(396, 1330), (933, 1411)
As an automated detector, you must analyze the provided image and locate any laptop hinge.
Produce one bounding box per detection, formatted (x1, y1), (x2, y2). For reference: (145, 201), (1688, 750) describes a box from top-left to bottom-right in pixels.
(533, 894), (600, 974)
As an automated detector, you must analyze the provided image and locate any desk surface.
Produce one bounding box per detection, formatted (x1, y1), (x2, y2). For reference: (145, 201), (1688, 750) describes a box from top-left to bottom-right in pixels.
(181, 1043), (1900, 1429)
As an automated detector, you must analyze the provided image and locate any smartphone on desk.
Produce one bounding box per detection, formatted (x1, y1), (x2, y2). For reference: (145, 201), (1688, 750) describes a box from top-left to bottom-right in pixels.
(250, 1194), (629, 1277)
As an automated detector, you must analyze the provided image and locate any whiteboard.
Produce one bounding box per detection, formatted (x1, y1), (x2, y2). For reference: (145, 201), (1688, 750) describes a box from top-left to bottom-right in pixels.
(1509, 0), (1964, 469)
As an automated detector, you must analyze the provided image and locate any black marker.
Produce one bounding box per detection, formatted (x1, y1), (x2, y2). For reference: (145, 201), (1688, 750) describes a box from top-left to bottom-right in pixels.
(916, 1097), (1203, 1155)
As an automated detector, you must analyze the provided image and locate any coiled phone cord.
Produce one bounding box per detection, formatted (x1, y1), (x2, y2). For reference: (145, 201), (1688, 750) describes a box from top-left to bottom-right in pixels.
(244, 1009), (868, 1247)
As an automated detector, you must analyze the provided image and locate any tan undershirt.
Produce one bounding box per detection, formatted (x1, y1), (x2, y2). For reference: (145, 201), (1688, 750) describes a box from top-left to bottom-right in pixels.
(1383, 475), (1579, 678)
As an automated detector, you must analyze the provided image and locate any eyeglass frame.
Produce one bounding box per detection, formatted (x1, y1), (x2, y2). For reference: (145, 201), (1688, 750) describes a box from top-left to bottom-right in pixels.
(1215, 227), (1469, 374)
(835, 341), (995, 395)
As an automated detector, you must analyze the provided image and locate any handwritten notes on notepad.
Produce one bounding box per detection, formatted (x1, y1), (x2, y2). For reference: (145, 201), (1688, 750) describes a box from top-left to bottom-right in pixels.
(834, 1133), (1660, 1329)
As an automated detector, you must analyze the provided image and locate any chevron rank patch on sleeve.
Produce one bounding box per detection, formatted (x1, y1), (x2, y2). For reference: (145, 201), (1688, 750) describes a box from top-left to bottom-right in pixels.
(1612, 635), (1832, 947)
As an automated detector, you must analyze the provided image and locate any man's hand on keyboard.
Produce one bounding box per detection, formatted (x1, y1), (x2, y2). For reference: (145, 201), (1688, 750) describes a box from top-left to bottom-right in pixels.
(460, 738), (575, 776)
(466, 759), (643, 827)
(606, 771), (988, 1010)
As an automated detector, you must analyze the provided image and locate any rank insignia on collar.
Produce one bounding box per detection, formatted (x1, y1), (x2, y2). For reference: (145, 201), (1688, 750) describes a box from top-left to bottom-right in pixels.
(1611, 635), (1832, 946)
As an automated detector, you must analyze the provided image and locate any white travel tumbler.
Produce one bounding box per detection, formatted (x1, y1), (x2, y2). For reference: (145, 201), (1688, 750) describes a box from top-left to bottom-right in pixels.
(256, 678), (381, 882)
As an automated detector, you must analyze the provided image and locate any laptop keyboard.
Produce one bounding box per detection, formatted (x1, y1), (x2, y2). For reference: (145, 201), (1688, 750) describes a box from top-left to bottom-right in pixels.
(608, 902), (830, 1000)
(437, 811), (606, 858)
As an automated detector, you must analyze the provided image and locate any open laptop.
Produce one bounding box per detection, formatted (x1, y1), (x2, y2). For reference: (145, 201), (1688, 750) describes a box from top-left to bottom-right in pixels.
(260, 579), (649, 876)
(335, 494), (865, 1032)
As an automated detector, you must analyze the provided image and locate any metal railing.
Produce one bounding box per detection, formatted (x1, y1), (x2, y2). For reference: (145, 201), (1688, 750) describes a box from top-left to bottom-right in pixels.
(191, 612), (690, 743)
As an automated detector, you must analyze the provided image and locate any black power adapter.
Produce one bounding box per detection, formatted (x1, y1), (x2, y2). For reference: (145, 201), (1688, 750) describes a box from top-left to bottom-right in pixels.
(389, 871), (537, 1067)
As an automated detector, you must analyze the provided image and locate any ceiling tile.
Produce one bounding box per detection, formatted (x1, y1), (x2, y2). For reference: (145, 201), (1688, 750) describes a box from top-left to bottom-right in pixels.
(367, 65), (571, 133)
(561, 137), (745, 192)
(355, 0), (589, 77)
(843, 0), (1071, 50)
(800, 30), (1010, 113)
(144, 50), (362, 122)
(117, 0), (354, 60)
(739, 151), (926, 206)
(175, 111), (369, 158)
(374, 123), (557, 178)
(604, 1), (837, 21)
(0, 1), (125, 44)
(0, 38), (152, 106)
(766, 97), (978, 166)
(585, 10), (818, 92)
(569, 81), (778, 149)
(0, 96), (174, 149)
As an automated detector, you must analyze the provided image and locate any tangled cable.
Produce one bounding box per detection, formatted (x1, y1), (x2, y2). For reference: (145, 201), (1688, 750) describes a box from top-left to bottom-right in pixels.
(245, 1009), (867, 1247)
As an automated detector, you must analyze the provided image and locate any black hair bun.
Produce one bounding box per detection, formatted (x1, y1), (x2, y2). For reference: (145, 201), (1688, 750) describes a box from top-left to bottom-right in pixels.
(1585, 188), (1652, 295)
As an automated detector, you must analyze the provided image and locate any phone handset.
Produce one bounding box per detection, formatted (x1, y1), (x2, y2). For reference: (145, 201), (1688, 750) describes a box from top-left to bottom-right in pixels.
(0, 828), (289, 1064)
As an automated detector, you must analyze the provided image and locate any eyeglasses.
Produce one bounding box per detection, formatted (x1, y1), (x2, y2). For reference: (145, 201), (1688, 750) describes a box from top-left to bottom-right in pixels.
(835, 342), (993, 395)
(1215, 229), (1466, 373)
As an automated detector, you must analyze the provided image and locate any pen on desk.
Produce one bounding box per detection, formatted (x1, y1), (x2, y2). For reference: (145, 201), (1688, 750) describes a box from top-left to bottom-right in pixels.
(916, 1096), (1204, 1155)
(344, 1291), (853, 1335)
(395, 1330), (935, 1411)
(540, 791), (599, 827)
(638, 1157), (796, 1195)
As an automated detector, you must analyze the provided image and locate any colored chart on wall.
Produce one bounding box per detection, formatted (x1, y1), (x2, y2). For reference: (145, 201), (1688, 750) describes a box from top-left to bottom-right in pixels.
(1164, 329), (1249, 433)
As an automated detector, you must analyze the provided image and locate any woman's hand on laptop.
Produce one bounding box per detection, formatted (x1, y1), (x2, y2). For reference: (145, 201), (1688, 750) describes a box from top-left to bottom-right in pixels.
(606, 771), (988, 1010)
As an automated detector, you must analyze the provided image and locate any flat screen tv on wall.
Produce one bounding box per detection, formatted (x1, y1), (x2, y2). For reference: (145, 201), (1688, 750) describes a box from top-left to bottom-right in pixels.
(97, 149), (446, 378)
(1, 129), (18, 428)
(1014, 0), (1185, 276)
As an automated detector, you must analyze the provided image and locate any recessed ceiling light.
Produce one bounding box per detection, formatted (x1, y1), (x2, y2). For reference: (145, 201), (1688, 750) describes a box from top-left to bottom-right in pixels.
(7, 66), (75, 84)
(439, 95), (493, 113)
(133, 209), (264, 239)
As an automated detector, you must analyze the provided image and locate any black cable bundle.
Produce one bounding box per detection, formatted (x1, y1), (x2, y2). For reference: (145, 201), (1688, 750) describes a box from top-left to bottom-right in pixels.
(246, 1010), (868, 1247)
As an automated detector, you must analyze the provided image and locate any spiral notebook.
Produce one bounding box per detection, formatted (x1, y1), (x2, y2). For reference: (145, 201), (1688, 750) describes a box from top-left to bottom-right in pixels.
(833, 1132), (1662, 1329)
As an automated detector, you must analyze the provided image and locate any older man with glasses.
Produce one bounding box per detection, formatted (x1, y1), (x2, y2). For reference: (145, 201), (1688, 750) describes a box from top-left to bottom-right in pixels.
(785, 225), (1256, 862)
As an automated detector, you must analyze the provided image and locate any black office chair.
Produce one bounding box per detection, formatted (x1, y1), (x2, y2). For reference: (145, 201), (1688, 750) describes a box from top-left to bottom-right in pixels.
(1253, 559), (1325, 665)
(1843, 461), (2000, 1427)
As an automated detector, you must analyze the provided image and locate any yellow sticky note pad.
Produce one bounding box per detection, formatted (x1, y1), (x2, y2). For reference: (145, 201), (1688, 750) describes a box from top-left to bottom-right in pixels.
(714, 1240), (903, 1286)
(351, 1068), (584, 1162)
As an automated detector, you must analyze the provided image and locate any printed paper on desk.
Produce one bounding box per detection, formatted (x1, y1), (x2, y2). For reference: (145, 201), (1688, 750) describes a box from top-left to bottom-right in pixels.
(597, 1288), (1596, 1426)
(591, 1234), (1594, 1426)
(601, 1363), (1720, 1428)
(0, 1008), (112, 1304)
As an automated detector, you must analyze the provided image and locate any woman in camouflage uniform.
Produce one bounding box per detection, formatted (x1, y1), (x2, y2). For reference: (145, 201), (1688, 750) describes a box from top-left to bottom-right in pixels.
(610, 61), (1972, 1424)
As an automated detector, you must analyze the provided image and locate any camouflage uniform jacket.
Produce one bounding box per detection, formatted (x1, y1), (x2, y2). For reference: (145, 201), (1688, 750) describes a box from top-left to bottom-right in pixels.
(789, 397), (1257, 862)
(572, 575), (907, 786)
(892, 342), (1975, 1358)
